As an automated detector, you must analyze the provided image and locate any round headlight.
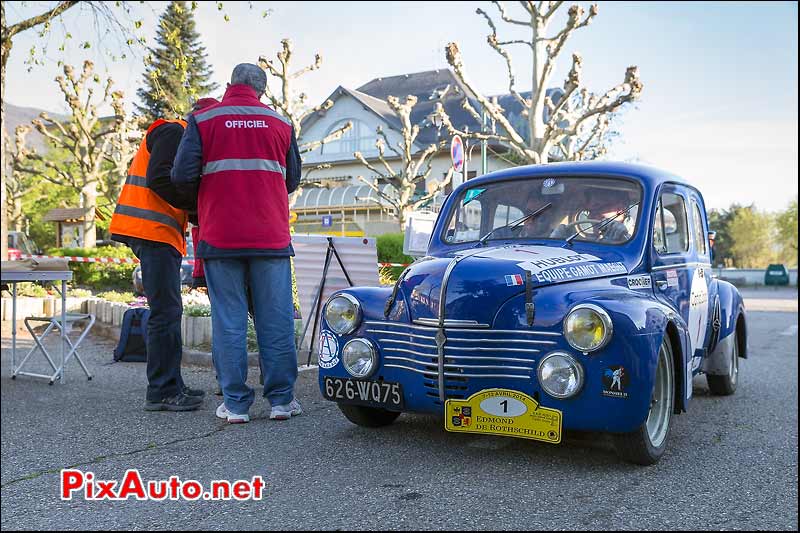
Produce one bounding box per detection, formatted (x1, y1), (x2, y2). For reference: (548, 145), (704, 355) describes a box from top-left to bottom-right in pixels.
(324, 294), (361, 335)
(564, 303), (612, 353)
(537, 352), (584, 399)
(342, 338), (377, 378)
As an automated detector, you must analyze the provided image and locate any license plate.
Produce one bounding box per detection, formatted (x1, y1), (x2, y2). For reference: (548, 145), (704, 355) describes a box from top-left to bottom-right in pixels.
(445, 388), (562, 444)
(323, 377), (403, 409)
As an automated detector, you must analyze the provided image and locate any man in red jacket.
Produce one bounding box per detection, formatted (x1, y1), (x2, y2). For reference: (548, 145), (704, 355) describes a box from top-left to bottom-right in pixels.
(171, 63), (302, 424)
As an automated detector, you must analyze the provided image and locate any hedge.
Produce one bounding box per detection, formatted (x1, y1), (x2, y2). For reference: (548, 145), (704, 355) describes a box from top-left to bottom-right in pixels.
(376, 233), (414, 284)
(46, 246), (137, 292)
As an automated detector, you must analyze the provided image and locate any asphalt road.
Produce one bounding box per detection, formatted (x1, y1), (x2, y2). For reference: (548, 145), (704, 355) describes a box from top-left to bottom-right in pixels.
(1, 291), (797, 530)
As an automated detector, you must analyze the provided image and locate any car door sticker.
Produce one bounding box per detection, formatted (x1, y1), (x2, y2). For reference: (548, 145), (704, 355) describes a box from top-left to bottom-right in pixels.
(666, 269), (679, 287)
(687, 267), (709, 356)
(627, 275), (652, 289)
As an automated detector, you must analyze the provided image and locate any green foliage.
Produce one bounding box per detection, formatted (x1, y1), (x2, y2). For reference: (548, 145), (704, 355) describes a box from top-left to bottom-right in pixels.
(184, 304), (211, 317)
(96, 291), (136, 303)
(69, 288), (94, 298)
(136, 1), (219, 121)
(47, 246), (137, 291)
(14, 283), (51, 297)
(376, 232), (414, 284)
(709, 204), (776, 269)
(775, 198), (798, 267)
(247, 317), (258, 352)
(727, 207), (774, 269)
(14, 147), (81, 250)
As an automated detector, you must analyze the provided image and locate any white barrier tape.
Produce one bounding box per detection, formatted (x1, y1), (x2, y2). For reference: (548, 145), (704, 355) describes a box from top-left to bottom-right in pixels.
(19, 254), (406, 268)
(20, 254), (140, 264)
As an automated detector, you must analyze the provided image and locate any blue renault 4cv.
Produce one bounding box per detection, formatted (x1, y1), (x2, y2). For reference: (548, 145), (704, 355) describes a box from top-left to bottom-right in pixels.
(317, 162), (747, 465)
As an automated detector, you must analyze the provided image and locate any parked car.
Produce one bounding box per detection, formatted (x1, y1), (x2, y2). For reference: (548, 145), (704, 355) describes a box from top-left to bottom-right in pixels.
(132, 234), (195, 296)
(7, 231), (41, 260)
(317, 161), (748, 465)
(764, 264), (790, 286)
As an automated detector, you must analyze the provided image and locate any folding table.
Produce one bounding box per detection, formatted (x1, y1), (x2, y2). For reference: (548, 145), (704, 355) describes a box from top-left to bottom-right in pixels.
(1, 270), (94, 384)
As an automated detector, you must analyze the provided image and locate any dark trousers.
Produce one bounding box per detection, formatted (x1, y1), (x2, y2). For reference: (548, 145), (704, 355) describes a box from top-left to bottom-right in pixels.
(131, 242), (184, 401)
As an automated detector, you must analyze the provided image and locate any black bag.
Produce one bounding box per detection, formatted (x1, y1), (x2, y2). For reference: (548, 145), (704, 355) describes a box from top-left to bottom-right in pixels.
(113, 307), (150, 362)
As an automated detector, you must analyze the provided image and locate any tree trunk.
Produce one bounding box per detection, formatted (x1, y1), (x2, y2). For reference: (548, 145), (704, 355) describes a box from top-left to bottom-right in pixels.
(82, 186), (97, 249)
(1, 37), (11, 260)
(529, 16), (547, 161)
(11, 195), (23, 231)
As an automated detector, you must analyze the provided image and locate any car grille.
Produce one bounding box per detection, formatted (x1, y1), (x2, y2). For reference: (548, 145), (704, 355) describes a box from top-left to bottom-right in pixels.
(364, 320), (561, 402)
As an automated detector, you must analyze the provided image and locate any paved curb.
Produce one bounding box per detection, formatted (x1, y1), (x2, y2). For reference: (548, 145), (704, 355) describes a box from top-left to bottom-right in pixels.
(90, 322), (314, 369)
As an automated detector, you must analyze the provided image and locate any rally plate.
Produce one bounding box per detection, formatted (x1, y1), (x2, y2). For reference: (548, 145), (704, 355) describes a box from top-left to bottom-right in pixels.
(445, 388), (562, 444)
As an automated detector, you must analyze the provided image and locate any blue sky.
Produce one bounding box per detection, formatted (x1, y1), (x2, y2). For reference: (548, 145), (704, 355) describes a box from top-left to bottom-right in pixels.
(4, 1), (798, 211)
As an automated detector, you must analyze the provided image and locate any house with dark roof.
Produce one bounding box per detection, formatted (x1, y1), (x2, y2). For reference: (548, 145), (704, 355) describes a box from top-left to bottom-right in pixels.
(293, 69), (558, 235)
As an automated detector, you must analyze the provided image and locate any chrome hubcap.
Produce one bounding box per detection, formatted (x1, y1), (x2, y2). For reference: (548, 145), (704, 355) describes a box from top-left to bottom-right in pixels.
(646, 344), (673, 448)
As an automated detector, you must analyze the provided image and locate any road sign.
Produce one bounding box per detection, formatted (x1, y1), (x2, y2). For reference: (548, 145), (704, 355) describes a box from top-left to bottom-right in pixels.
(321, 215), (333, 227)
(451, 135), (464, 173)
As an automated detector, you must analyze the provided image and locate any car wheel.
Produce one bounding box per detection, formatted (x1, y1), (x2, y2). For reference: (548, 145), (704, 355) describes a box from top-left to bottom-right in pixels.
(338, 404), (401, 428)
(706, 332), (738, 396)
(613, 338), (675, 465)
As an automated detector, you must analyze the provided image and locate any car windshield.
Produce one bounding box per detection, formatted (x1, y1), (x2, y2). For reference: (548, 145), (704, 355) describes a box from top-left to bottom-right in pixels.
(443, 176), (642, 246)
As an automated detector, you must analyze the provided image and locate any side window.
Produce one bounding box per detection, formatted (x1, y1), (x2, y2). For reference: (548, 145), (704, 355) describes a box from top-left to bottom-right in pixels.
(445, 201), (483, 243)
(657, 192), (689, 255)
(653, 200), (666, 254)
(691, 200), (707, 256)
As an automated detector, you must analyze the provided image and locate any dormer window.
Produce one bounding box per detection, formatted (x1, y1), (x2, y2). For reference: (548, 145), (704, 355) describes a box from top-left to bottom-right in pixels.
(321, 119), (375, 155)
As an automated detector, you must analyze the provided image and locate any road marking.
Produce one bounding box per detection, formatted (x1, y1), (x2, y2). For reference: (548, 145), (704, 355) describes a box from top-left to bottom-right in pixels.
(780, 325), (798, 336)
(298, 364), (318, 373)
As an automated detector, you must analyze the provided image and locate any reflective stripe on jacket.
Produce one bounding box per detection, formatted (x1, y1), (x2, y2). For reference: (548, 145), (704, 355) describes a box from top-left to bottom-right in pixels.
(109, 119), (189, 255)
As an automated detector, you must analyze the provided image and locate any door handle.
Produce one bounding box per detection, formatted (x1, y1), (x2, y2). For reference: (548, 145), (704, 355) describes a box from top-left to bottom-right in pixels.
(656, 280), (668, 291)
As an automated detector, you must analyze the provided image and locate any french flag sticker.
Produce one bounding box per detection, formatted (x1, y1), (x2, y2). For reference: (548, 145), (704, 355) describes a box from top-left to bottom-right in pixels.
(505, 274), (524, 286)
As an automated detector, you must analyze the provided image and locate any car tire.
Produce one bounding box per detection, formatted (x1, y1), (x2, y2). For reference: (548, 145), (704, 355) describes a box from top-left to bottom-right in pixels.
(338, 404), (401, 428)
(706, 332), (738, 396)
(613, 338), (675, 466)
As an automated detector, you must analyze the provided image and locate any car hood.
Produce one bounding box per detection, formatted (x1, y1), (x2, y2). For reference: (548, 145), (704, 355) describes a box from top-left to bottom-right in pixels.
(400, 244), (631, 325)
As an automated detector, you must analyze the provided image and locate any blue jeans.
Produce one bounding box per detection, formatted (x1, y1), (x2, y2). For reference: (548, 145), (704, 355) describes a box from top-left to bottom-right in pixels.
(130, 242), (185, 401)
(204, 257), (297, 414)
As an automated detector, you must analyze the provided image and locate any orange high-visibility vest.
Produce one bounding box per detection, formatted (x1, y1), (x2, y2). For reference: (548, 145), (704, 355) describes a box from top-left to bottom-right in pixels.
(109, 119), (188, 255)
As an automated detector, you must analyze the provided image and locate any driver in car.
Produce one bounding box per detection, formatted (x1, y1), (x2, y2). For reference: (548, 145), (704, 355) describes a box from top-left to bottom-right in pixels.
(550, 188), (632, 243)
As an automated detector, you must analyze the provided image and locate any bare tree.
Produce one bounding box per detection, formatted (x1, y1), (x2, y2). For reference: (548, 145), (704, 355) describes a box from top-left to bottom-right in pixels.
(257, 39), (352, 207)
(1, 1), (145, 258)
(436, 1), (643, 165)
(3, 133), (31, 232)
(12, 60), (137, 248)
(355, 95), (453, 228)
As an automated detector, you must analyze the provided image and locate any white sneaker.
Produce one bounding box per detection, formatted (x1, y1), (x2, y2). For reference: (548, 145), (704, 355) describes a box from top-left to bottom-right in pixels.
(270, 398), (302, 420)
(215, 403), (250, 424)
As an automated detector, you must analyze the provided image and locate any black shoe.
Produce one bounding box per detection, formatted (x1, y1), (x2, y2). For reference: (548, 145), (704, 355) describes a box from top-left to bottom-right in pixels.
(183, 386), (206, 397)
(144, 393), (203, 412)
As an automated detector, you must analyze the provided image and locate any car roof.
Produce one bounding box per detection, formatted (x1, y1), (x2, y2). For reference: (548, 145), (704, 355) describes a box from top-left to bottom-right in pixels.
(457, 161), (691, 192)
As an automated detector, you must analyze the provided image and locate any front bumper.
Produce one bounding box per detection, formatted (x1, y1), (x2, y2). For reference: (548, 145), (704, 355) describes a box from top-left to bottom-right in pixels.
(318, 318), (662, 434)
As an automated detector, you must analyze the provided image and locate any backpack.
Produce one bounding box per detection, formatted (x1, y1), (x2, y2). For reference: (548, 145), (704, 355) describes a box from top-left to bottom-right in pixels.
(113, 307), (150, 362)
